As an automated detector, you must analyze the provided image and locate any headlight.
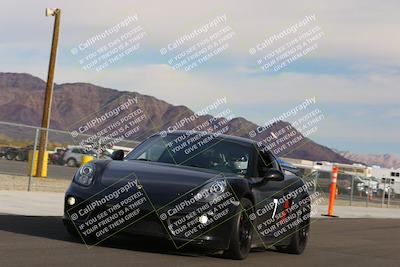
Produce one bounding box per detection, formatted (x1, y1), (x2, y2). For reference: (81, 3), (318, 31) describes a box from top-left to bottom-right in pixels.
(73, 163), (95, 186)
(67, 196), (76, 206)
(195, 180), (227, 202)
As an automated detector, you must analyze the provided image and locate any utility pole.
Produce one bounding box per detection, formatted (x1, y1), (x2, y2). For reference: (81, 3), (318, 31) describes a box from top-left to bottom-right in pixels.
(36, 8), (61, 177)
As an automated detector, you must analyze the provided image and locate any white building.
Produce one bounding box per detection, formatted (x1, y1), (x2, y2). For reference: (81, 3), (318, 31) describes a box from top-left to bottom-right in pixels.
(370, 166), (400, 182)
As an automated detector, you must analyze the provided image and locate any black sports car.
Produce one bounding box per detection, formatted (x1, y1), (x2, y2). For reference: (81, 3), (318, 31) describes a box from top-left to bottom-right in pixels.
(63, 131), (312, 259)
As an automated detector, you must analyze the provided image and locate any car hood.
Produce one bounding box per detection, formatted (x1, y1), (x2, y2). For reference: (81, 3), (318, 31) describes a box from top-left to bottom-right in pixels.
(99, 160), (226, 206)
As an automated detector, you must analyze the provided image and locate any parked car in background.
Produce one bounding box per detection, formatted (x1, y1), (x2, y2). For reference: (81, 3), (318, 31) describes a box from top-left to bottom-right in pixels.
(0, 146), (15, 159)
(49, 148), (67, 165)
(356, 176), (378, 196)
(3, 145), (33, 161)
(62, 146), (97, 167)
(3, 146), (20, 160)
(48, 147), (66, 155)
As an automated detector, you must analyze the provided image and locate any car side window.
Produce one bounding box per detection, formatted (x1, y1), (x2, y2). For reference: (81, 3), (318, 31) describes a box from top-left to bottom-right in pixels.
(137, 141), (165, 161)
(256, 151), (278, 177)
(71, 148), (79, 153)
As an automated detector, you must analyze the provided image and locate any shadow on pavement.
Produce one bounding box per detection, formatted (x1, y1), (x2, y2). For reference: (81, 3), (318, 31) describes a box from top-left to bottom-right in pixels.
(0, 214), (225, 258)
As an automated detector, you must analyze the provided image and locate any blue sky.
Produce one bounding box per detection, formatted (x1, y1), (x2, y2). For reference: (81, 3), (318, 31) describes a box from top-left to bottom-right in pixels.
(0, 0), (399, 156)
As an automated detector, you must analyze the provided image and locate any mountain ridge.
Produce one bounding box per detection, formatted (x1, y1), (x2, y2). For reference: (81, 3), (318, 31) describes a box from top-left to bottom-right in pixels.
(334, 149), (400, 169)
(0, 72), (353, 164)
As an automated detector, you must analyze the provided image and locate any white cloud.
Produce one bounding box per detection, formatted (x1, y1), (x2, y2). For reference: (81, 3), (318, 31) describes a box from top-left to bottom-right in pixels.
(1, 0), (399, 62)
(1, 0), (400, 154)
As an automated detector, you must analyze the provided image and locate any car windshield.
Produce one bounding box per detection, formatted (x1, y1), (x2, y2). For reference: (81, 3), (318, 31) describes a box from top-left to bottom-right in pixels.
(125, 133), (252, 176)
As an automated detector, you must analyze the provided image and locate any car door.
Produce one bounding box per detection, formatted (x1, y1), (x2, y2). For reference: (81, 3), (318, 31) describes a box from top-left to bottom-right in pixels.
(73, 148), (83, 162)
(250, 149), (289, 243)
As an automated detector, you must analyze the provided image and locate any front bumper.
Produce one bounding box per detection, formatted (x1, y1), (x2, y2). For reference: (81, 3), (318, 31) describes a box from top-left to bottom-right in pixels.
(63, 187), (237, 251)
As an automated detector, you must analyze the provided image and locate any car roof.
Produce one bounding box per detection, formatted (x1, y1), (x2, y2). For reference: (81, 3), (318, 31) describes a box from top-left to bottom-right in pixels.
(152, 130), (257, 147)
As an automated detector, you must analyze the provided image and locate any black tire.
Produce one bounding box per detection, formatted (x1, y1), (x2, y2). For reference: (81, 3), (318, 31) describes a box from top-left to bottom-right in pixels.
(15, 152), (26, 161)
(64, 222), (79, 239)
(65, 221), (97, 244)
(276, 201), (310, 254)
(223, 198), (253, 260)
(66, 158), (77, 167)
(5, 152), (16, 160)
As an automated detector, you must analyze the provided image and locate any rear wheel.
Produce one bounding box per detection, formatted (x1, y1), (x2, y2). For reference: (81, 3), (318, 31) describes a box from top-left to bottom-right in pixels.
(223, 198), (253, 260)
(276, 201), (310, 254)
(15, 152), (26, 161)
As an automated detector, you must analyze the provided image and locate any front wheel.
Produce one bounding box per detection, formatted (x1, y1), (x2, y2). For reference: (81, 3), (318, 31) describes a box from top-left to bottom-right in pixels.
(223, 198), (253, 260)
(6, 152), (16, 160)
(66, 158), (77, 167)
(64, 222), (79, 239)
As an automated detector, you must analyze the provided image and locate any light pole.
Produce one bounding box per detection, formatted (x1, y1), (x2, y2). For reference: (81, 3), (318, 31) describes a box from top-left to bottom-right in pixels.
(36, 8), (61, 177)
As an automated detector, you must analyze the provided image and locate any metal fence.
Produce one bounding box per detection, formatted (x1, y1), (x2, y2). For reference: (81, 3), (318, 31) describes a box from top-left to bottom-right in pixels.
(0, 121), (140, 192)
(302, 169), (400, 208)
(1, 121), (399, 209)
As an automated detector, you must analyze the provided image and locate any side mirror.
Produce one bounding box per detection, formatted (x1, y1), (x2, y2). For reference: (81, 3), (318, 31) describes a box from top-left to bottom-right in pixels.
(264, 168), (284, 181)
(252, 168), (284, 187)
(110, 150), (124, 161)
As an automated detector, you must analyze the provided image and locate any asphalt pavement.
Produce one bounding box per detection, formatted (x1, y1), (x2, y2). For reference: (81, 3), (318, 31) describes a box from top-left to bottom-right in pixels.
(0, 216), (399, 267)
(3, 191), (400, 219)
(0, 158), (77, 179)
